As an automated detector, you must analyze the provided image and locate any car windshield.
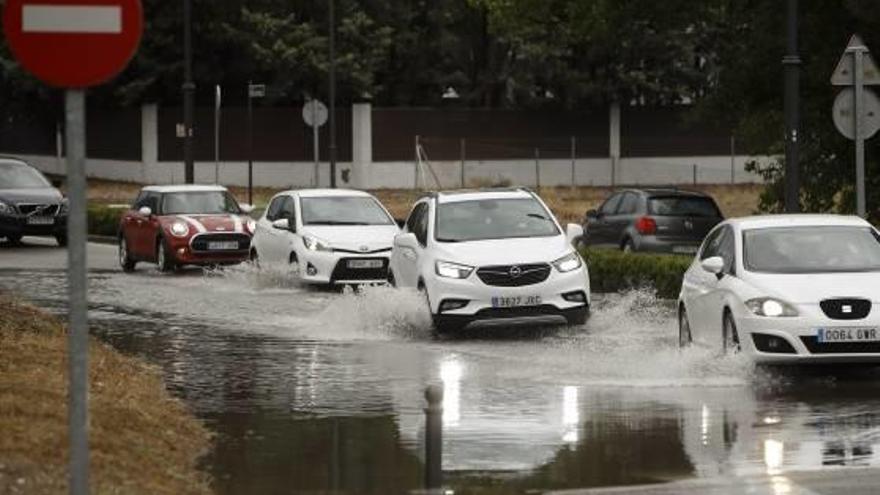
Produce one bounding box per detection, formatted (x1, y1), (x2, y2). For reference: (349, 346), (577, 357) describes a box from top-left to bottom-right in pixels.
(162, 191), (240, 215)
(435, 198), (560, 242)
(300, 196), (394, 226)
(648, 196), (720, 217)
(0, 162), (50, 189)
(744, 226), (880, 273)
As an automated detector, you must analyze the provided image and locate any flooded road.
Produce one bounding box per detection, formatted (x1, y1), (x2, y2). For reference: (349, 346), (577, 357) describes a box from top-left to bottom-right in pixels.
(4, 240), (880, 494)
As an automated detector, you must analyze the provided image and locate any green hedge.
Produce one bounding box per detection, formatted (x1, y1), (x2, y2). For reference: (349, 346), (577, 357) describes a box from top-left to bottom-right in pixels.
(87, 204), (126, 237)
(579, 247), (693, 299)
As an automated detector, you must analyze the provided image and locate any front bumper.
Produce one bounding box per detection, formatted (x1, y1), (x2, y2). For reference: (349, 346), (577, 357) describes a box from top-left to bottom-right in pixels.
(427, 265), (590, 329)
(296, 249), (391, 285)
(165, 235), (250, 266)
(738, 310), (880, 365)
(0, 214), (67, 237)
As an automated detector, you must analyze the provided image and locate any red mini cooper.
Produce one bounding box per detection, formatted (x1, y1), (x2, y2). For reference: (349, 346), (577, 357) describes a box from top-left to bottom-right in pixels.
(117, 185), (255, 272)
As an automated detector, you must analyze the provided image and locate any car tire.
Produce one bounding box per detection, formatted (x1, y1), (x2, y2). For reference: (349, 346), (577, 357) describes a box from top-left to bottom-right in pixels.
(55, 233), (67, 247)
(249, 248), (260, 266)
(722, 310), (741, 355)
(156, 237), (176, 273)
(433, 316), (465, 334)
(679, 305), (693, 348)
(386, 269), (396, 287)
(118, 235), (136, 273)
(622, 238), (635, 253)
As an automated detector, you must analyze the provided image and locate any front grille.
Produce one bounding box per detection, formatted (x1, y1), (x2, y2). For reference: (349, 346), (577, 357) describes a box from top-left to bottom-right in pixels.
(332, 247), (391, 255)
(820, 298), (871, 320)
(330, 257), (388, 282)
(801, 336), (880, 354)
(190, 233), (250, 252)
(17, 203), (59, 216)
(473, 305), (565, 319)
(476, 263), (551, 287)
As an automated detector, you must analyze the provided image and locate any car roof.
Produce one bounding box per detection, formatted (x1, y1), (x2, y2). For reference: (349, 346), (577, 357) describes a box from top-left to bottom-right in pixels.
(619, 187), (711, 198)
(729, 214), (872, 230)
(434, 188), (535, 204)
(289, 188), (373, 199)
(0, 157), (30, 167)
(142, 184), (228, 193)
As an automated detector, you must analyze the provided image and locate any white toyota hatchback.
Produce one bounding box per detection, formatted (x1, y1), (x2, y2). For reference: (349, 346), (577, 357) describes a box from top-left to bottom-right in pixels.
(389, 189), (590, 332)
(679, 214), (880, 364)
(250, 189), (399, 285)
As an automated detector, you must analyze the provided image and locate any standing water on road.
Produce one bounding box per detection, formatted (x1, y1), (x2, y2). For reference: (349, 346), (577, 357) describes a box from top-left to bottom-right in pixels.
(3, 251), (880, 494)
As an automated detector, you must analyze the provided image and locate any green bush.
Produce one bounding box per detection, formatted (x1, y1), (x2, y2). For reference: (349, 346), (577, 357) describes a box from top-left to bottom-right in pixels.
(580, 247), (693, 299)
(87, 204), (126, 237)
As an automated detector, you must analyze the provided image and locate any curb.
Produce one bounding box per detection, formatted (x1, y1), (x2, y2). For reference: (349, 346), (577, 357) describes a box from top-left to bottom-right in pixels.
(88, 235), (117, 245)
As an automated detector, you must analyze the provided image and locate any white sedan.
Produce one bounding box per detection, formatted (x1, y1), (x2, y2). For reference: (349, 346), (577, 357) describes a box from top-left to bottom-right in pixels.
(250, 189), (400, 285)
(678, 214), (880, 364)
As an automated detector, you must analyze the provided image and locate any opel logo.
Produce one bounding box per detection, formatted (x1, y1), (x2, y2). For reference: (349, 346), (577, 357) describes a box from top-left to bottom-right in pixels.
(509, 265), (522, 278)
(359, 245), (369, 252)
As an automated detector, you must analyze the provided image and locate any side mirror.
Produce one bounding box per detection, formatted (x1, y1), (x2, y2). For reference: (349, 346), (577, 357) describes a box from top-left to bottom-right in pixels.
(272, 218), (291, 231)
(701, 256), (725, 276)
(586, 209), (599, 219)
(138, 206), (152, 216)
(239, 203), (254, 214)
(565, 223), (584, 245)
(394, 232), (419, 250)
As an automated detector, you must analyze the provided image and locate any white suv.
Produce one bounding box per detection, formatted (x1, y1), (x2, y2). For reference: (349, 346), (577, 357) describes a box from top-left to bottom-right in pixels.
(251, 189), (400, 285)
(389, 189), (590, 332)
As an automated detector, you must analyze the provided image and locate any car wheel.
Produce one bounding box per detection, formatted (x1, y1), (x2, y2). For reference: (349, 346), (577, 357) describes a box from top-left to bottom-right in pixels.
(118, 236), (136, 273)
(156, 237), (176, 273)
(679, 305), (693, 348)
(622, 238), (635, 253)
(386, 269), (396, 287)
(249, 248), (260, 266)
(55, 234), (68, 247)
(722, 310), (741, 355)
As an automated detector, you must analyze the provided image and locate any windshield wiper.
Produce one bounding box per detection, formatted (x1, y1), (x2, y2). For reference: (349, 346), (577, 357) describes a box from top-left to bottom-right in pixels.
(527, 213), (552, 221)
(436, 238), (464, 243)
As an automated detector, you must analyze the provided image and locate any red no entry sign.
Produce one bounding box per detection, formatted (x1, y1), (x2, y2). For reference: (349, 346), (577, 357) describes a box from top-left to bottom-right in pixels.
(3, 0), (143, 88)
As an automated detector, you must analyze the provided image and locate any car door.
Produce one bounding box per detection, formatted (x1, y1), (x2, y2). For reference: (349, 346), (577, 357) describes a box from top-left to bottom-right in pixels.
(685, 225), (729, 342)
(130, 192), (160, 259)
(120, 192), (146, 254)
(276, 196), (299, 263)
(393, 201), (428, 287)
(586, 193), (623, 247)
(612, 192), (640, 247)
(255, 195), (286, 262)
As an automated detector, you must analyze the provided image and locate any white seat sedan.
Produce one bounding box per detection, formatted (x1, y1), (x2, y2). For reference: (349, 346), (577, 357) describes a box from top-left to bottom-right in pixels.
(389, 189), (590, 332)
(678, 214), (880, 364)
(250, 189), (399, 285)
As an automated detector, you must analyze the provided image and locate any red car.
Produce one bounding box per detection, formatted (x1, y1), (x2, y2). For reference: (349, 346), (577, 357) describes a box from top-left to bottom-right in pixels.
(117, 185), (255, 272)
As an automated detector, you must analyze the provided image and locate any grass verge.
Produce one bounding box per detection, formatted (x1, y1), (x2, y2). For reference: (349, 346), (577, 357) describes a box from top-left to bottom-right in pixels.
(0, 294), (212, 494)
(580, 247), (692, 299)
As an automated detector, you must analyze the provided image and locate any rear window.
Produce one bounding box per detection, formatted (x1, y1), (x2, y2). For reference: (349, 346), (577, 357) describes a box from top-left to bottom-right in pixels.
(648, 196), (721, 217)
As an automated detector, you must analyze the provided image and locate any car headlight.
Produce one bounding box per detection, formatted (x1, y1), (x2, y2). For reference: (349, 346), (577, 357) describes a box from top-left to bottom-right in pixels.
(169, 221), (189, 237)
(303, 235), (332, 252)
(0, 200), (13, 216)
(553, 252), (583, 273)
(436, 260), (474, 279)
(745, 297), (799, 317)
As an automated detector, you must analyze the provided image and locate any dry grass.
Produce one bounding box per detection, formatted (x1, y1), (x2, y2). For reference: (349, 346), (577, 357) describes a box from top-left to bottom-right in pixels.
(0, 294), (212, 495)
(83, 178), (764, 223)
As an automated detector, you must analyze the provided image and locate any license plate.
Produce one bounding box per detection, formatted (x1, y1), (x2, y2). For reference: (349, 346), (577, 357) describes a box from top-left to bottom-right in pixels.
(673, 245), (698, 254)
(491, 295), (542, 308)
(347, 259), (383, 269)
(817, 327), (880, 343)
(207, 241), (239, 250)
(27, 216), (54, 225)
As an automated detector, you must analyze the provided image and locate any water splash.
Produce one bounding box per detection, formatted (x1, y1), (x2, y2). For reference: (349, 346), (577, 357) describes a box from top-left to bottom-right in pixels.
(204, 261), (306, 292)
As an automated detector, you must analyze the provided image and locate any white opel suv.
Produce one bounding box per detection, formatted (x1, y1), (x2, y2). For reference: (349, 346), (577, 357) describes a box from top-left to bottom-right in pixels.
(251, 189), (400, 285)
(389, 189), (590, 332)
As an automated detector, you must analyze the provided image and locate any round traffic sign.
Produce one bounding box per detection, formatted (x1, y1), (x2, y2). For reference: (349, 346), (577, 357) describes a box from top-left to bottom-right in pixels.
(832, 87), (880, 140)
(3, 0), (143, 88)
(302, 99), (328, 128)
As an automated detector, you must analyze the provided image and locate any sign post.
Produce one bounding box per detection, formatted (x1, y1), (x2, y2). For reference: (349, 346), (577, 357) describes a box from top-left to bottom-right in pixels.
(831, 35), (880, 217)
(247, 82), (265, 205)
(214, 84), (221, 184)
(2, 1), (143, 494)
(302, 99), (328, 187)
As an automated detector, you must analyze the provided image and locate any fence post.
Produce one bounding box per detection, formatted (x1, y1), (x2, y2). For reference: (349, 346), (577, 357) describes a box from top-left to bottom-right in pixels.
(534, 148), (541, 188)
(730, 135), (736, 184)
(570, 136), (576, 188)
(692, 163), (697, 185)
(424, 384), (443, 491)
(460, 138), (466, 188)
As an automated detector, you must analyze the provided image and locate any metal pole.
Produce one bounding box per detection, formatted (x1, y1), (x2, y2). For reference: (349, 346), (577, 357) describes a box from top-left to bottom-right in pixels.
(313, 102), (320, 187)
(415, 135), (421, 189)
(534, 148), (540, 188)
(693, 164), (698, 185)
(66, 89), (89, 495)
(854, 48), (867, 217)
(328, 0), (337, 188)
(730, 135), (736, 184)
(183, 0), (195, 184)
(460, 138), (466, 188)
(424, 385), (443, 490)
(570, 136), (576, 187)
(214, 85), (221, 184)
(247, 82), (253, 205)
(783, 0), (801, 212)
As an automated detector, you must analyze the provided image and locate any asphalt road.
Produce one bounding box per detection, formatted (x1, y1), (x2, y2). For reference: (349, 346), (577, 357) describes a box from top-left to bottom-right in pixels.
(3, 236), (880, 494)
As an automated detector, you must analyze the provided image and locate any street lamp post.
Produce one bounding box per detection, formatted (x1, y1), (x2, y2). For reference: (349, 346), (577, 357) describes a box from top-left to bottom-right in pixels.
(183, 0), (195, 184)
(328, 0), (337, 188)
(783, 0), (801, 213)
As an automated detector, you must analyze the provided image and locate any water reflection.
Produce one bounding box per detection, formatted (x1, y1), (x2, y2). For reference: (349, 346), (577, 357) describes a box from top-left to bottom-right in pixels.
(562, 386), (579, 444)
(440, 356), (463, 427)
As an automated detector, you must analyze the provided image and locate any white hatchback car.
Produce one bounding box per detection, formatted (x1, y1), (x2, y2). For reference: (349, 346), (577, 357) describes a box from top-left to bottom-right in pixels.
(389, 189), (590, 332)
(679, 214), (880, 364)
(250, 189), (399, 285)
